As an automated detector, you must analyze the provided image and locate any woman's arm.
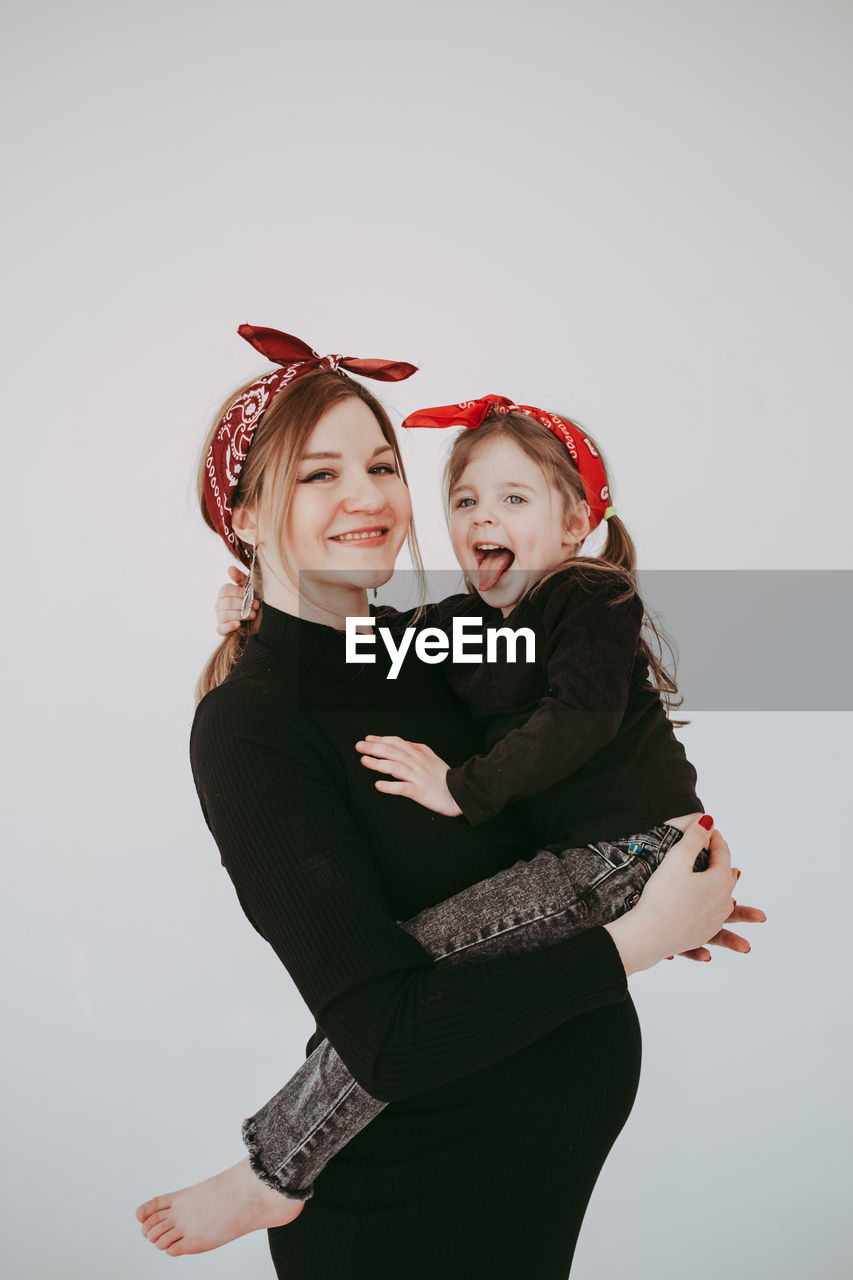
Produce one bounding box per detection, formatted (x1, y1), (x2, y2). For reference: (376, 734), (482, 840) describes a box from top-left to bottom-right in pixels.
(192, 679), (737, 1103)
(192, 679), (638, 1104)
(240, 817), (751, 1198)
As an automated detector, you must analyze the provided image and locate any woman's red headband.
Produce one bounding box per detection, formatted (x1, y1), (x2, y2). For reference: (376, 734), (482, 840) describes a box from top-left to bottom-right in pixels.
(204, 325), (418, 564)
(402, 394), (615, 531)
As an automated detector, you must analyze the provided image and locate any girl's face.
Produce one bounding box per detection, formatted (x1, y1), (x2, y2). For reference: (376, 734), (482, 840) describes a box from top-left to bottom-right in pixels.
(448, 436), (586, 615)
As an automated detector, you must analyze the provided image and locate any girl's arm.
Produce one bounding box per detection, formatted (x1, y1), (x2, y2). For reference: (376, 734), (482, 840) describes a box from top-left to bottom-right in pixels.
(357, 572), (644, 822)
(445, 573), (643, 823)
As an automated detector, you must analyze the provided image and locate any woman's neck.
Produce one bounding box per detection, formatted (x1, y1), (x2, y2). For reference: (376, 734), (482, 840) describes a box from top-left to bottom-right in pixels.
(261, 575), (371, 632)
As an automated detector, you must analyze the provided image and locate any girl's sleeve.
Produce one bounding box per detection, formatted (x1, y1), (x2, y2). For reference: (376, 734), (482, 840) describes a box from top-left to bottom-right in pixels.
(446, 575), (644, 826)
(190, 679), (628, 1104)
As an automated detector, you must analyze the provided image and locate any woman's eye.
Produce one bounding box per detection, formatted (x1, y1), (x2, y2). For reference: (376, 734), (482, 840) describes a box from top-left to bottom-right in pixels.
(300, 470), (335, 483)
(506, 494), (526, 505)
(370, 464), (397, 475)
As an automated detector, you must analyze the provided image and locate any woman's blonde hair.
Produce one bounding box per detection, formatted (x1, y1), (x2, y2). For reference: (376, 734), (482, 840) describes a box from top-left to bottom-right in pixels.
(443, 411), (682, 715)
(196, 369), (425, 702)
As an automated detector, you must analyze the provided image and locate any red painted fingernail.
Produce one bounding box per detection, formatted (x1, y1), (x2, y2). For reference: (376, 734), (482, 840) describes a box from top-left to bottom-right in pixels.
(735, 869), (741, 880)
(698, 815), (714, 830)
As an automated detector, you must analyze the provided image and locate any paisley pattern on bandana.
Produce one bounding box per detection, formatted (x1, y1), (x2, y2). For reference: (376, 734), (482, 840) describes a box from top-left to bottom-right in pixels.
(204, 327), (418, 564)
(205, 370), (293, 564)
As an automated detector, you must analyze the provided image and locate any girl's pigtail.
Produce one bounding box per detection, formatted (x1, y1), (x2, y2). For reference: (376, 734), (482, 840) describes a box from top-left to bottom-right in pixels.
(597, 510), (684, 721)
(599, 513), (637, 576)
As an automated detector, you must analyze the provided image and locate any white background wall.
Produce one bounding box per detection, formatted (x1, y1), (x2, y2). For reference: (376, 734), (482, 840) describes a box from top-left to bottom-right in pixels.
(2, 1), (851, 1276)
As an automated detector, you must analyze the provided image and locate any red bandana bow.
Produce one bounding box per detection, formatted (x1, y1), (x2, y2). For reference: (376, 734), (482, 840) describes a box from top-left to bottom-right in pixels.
(402, 394), (613, 530)
(205, 326), (418, 564)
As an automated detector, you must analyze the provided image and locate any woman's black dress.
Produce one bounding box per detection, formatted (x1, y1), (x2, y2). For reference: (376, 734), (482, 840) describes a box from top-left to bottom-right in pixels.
(190, 604), (642, 1279)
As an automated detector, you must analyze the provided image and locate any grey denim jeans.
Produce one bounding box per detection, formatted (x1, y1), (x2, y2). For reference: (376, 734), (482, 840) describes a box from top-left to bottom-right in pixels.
(243, 823), (699, 1197)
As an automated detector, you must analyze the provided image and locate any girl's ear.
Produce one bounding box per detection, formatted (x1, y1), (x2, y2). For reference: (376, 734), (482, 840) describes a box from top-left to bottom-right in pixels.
(232, 506), (259, 546)
(562, 500), (591, 551)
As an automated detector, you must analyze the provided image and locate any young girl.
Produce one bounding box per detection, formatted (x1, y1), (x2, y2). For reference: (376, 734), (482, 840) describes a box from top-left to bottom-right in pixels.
(355, 395), (703, 865)
(138, 356), (756, 1265)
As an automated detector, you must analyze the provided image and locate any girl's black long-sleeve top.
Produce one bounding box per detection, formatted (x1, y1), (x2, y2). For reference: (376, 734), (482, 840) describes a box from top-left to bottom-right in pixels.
(189, 602), (629, 1103)
(441, 567), (702, 843)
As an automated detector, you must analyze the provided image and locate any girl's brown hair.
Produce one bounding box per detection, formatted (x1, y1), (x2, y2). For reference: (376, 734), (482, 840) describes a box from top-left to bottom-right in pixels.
(443, 411), (682, 715)
(196, 369), (425, 702)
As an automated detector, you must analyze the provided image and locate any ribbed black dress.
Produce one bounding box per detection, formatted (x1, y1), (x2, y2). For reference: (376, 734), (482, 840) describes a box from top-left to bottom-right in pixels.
(190, 602), (643, 1279)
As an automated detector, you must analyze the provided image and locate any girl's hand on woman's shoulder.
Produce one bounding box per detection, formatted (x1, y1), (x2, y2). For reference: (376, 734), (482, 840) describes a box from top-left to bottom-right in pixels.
(216, 565), (259, 636)
(604, 818), (765, 976)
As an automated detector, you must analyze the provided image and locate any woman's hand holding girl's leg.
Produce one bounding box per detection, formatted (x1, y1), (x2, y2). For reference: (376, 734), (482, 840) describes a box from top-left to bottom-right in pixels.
(677, 899), (766, 961)
(604, 818), (763, 976)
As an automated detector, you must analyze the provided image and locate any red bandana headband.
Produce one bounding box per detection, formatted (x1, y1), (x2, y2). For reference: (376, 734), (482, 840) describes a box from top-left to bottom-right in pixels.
(402, 394), (615, 531)
(205, 325), (419, 564)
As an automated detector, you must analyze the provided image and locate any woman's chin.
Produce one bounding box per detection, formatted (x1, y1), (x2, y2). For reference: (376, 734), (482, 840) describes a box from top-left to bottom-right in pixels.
(306, 565), (396, 591)
(347, 567), (395, 590)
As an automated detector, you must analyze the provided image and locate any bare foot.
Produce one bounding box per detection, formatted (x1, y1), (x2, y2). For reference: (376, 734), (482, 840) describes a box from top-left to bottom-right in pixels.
(136, 1157), (304, 1255)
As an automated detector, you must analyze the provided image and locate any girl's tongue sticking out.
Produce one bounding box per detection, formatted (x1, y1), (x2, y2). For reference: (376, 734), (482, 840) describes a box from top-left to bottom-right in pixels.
(476, 545), (514, 592)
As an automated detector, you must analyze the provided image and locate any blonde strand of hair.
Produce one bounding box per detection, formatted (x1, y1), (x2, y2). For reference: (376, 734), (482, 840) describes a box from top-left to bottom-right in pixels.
(195, 606), (263, 703)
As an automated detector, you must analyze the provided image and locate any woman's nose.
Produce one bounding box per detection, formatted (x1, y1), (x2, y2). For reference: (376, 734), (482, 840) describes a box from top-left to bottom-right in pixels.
(341, 474), (386, 512)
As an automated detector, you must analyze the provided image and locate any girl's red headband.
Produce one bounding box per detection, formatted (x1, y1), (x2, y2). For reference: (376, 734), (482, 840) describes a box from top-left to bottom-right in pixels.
(402, 394), (615, 531)
(205, 325), (419, 564)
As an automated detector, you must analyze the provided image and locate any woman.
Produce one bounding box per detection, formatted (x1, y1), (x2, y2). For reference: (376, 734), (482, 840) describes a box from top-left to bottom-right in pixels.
(139, 329), (757, 1278)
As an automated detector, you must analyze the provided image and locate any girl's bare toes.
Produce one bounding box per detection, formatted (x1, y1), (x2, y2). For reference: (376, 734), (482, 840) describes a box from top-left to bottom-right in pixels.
(140, 1209), (170, 1237)
(135, 1157), (304, 1255)
(146, 1217), (178, 1245)
(136, 1194), (169, 1223)
(156, 1227), (184, 1252)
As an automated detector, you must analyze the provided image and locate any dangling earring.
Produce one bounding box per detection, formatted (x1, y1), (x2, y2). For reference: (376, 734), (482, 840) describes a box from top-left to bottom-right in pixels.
(241, 544), (257, 620)
(372, 587), (379, 600)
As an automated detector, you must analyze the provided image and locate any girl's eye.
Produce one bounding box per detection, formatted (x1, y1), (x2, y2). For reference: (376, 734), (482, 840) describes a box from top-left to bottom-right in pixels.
(506, 494), (526, 505)
(455, 497), (475, 509)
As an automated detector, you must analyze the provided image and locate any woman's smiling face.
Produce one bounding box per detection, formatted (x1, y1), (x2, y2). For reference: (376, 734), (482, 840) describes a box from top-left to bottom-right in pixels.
(285, 396), (413, 592)
(448, 435), (583, 614)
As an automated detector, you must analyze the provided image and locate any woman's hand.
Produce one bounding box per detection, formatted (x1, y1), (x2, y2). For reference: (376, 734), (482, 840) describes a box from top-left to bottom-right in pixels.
(355, 735), (463, 818)
(674, 901), (766, 963)
(604, 818), (764, 975)
(216, 566), (259, 636)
